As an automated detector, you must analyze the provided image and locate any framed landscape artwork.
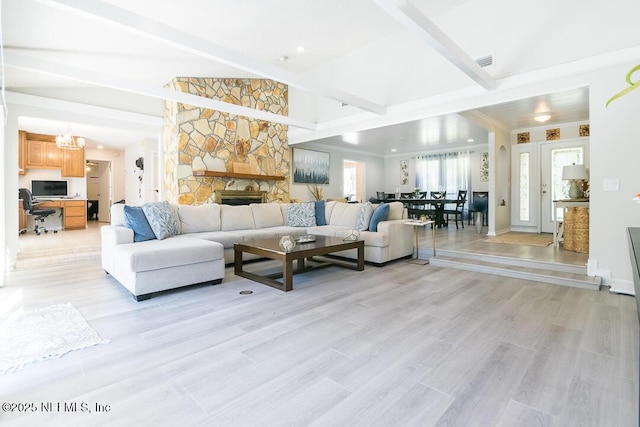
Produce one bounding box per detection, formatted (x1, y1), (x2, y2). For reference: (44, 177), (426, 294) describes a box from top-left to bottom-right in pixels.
(292, 148), (330, 184)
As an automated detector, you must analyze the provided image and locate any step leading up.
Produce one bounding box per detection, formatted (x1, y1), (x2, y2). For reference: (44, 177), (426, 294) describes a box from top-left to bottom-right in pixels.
(427, 249), (601, 291)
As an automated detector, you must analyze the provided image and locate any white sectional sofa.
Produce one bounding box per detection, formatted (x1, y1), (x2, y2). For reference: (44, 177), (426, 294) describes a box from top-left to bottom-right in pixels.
(101, 200), (412, 300)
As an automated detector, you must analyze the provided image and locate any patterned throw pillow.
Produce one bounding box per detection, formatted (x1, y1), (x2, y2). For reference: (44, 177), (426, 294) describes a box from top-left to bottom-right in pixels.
(355, 201), (374, 231)
(141, 201), (180, 240)
(286, 202), (317, 227)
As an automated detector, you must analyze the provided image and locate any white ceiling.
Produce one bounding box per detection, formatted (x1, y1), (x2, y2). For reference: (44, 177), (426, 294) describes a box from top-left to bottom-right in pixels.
(2, 0), (636, 152)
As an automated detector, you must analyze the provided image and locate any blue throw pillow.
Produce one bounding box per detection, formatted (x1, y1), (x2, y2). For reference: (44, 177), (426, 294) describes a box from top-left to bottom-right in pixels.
(123, 205), (157, 242)
(314, 200), (326, 226)
(369, 203), (389, 232)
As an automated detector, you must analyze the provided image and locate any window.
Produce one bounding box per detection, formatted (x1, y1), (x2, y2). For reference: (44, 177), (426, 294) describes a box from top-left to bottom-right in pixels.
(551, 147), (583, 221)
(414, 151), (470, 197)
(519, 152), (530, 221)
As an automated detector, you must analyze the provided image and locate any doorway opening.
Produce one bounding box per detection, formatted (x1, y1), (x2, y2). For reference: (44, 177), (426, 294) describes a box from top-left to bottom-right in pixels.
(86, 159), (112, 223)
(343, 160), (365, 202)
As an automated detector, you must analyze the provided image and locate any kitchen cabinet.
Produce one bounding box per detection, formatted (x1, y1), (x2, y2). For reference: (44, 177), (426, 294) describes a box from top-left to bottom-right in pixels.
(25, 137), (61, 169)
(62, 147), (85, 177)
(23, 132), (84, 176)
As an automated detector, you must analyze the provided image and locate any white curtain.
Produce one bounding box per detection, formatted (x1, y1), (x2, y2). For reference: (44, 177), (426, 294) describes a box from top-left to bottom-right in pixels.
(414, 151), (471, 198)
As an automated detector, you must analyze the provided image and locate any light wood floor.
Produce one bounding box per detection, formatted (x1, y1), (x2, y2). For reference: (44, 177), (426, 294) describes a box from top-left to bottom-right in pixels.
(17, 220), (587, 267)
(1, 235), (637, 426)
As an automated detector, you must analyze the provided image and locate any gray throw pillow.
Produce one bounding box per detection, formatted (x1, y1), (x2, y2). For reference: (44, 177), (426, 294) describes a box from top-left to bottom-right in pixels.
(355, 201), (373, 231)
(142, 201), (180, 240)
(286, 202), (317, 227)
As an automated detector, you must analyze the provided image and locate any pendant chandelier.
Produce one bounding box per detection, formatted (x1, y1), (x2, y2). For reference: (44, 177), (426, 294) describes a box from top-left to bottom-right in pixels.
(56, 129), (85, 150)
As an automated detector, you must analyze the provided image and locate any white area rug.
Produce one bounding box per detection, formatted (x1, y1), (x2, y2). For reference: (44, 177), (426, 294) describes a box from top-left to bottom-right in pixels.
(0, 303), (109, 374)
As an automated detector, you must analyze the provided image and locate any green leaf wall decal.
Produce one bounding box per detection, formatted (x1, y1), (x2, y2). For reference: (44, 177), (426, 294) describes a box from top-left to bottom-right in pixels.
(606, 64), (640, 107)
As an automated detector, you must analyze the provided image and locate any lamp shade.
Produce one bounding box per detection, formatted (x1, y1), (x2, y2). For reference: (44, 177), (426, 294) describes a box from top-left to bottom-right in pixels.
(562, 164), (587, 180)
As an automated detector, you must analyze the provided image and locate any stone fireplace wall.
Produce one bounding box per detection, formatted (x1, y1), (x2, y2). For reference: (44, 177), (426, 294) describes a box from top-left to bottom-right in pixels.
(163, 78), (290, 205)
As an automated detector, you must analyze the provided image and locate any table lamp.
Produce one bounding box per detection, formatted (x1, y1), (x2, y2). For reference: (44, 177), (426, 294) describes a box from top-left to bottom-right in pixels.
(562, 164), (587, 199)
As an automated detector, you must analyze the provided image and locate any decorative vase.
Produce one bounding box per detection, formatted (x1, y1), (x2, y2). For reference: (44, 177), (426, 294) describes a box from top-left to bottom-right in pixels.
(279, 235), (296, 252)
(343, 229), (360, 241)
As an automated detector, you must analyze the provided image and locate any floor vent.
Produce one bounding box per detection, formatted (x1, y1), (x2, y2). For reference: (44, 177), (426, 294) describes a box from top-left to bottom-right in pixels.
(475, 54), (493, 68)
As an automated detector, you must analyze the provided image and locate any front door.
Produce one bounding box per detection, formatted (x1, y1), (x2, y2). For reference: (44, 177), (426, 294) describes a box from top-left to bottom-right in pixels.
(540, 139), (588, 233)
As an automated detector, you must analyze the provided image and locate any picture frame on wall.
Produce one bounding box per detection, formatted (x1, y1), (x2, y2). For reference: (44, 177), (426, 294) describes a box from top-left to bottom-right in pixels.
(400, 160), (409, 184)
(292, 148), (330, 184)
(480, 152), (489, 182)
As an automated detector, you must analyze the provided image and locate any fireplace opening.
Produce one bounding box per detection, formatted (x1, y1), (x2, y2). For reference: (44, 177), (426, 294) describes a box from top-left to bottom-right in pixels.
(215, 190), (267, 205)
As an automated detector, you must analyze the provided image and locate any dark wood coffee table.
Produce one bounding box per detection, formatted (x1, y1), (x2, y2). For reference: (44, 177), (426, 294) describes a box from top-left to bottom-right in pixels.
(234, 235), (365, 291)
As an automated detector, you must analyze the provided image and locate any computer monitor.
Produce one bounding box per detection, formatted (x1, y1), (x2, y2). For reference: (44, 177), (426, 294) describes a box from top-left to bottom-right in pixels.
(31, 180), (68, 198)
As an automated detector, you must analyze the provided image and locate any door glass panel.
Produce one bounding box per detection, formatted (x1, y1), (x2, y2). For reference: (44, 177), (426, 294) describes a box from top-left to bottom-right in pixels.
(551, 148), (583, 220)
(519, 152), (530, 221)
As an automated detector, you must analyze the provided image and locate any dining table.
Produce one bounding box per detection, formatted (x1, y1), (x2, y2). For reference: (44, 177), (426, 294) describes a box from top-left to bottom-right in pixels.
(380, 197), (458, 228)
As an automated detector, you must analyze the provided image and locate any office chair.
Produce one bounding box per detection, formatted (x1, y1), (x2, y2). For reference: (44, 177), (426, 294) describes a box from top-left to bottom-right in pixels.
(19, 188), (57, 235)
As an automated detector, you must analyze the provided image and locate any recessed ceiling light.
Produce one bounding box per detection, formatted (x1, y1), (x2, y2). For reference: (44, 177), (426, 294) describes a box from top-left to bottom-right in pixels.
(296, 46), (305, 53)
(534, 113), (551, 123)
(277, 55), (289, 62)
(390, 148), (397, 152)
(97, 145), (104, 149)
(467, 138), (474, 142)
(342, 132), (359, 144)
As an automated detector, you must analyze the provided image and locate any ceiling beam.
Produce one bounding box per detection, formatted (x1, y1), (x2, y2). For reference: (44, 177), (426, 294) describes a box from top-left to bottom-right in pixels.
(373, 0), (495, 91)
(4, 51), (317, 130)
(33, 0), (387, 116)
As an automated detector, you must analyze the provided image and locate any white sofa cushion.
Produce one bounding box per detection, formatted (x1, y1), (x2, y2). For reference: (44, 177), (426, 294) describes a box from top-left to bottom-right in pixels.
(220, 205), (256, 231)
(178, 204), (221, 233)
(251, 203), (284, 228)
(183, 231), (244, 248)
(387, 201), (405, 220)
(111, 203), (126, 226)
(329, 202), (361, 227)
(116, 237), (223, 273)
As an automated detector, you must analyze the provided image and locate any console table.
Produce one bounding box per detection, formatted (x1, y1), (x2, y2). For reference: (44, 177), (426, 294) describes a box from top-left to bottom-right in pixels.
(552, 199), (589, 248)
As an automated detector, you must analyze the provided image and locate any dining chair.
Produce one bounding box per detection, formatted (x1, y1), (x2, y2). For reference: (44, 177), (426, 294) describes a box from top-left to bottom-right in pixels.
(443, 190), (467, 229)
(376, 191), (386, 202)
(426, 191), (447, 226)
(468, 191), (489, 226)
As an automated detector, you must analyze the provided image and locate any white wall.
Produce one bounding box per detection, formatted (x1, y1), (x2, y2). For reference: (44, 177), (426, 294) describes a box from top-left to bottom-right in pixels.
(18, 169), (86, 199)
(289, 143), (385, 202)
(492, 130), (511, 235)
(588, 62), (640, 294)
(125, 140), (145, 205)
(123, 137), (159, 205)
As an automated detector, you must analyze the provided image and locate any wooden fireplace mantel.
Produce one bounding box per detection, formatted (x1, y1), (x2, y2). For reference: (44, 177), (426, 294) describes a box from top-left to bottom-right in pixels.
(193, 170), (285, 181)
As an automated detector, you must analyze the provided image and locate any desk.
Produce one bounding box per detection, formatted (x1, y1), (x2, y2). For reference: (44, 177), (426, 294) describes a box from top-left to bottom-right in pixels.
(552, 199), (589, 247)
(404, 220), (436, 264)
(33, 199), (87, 230)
